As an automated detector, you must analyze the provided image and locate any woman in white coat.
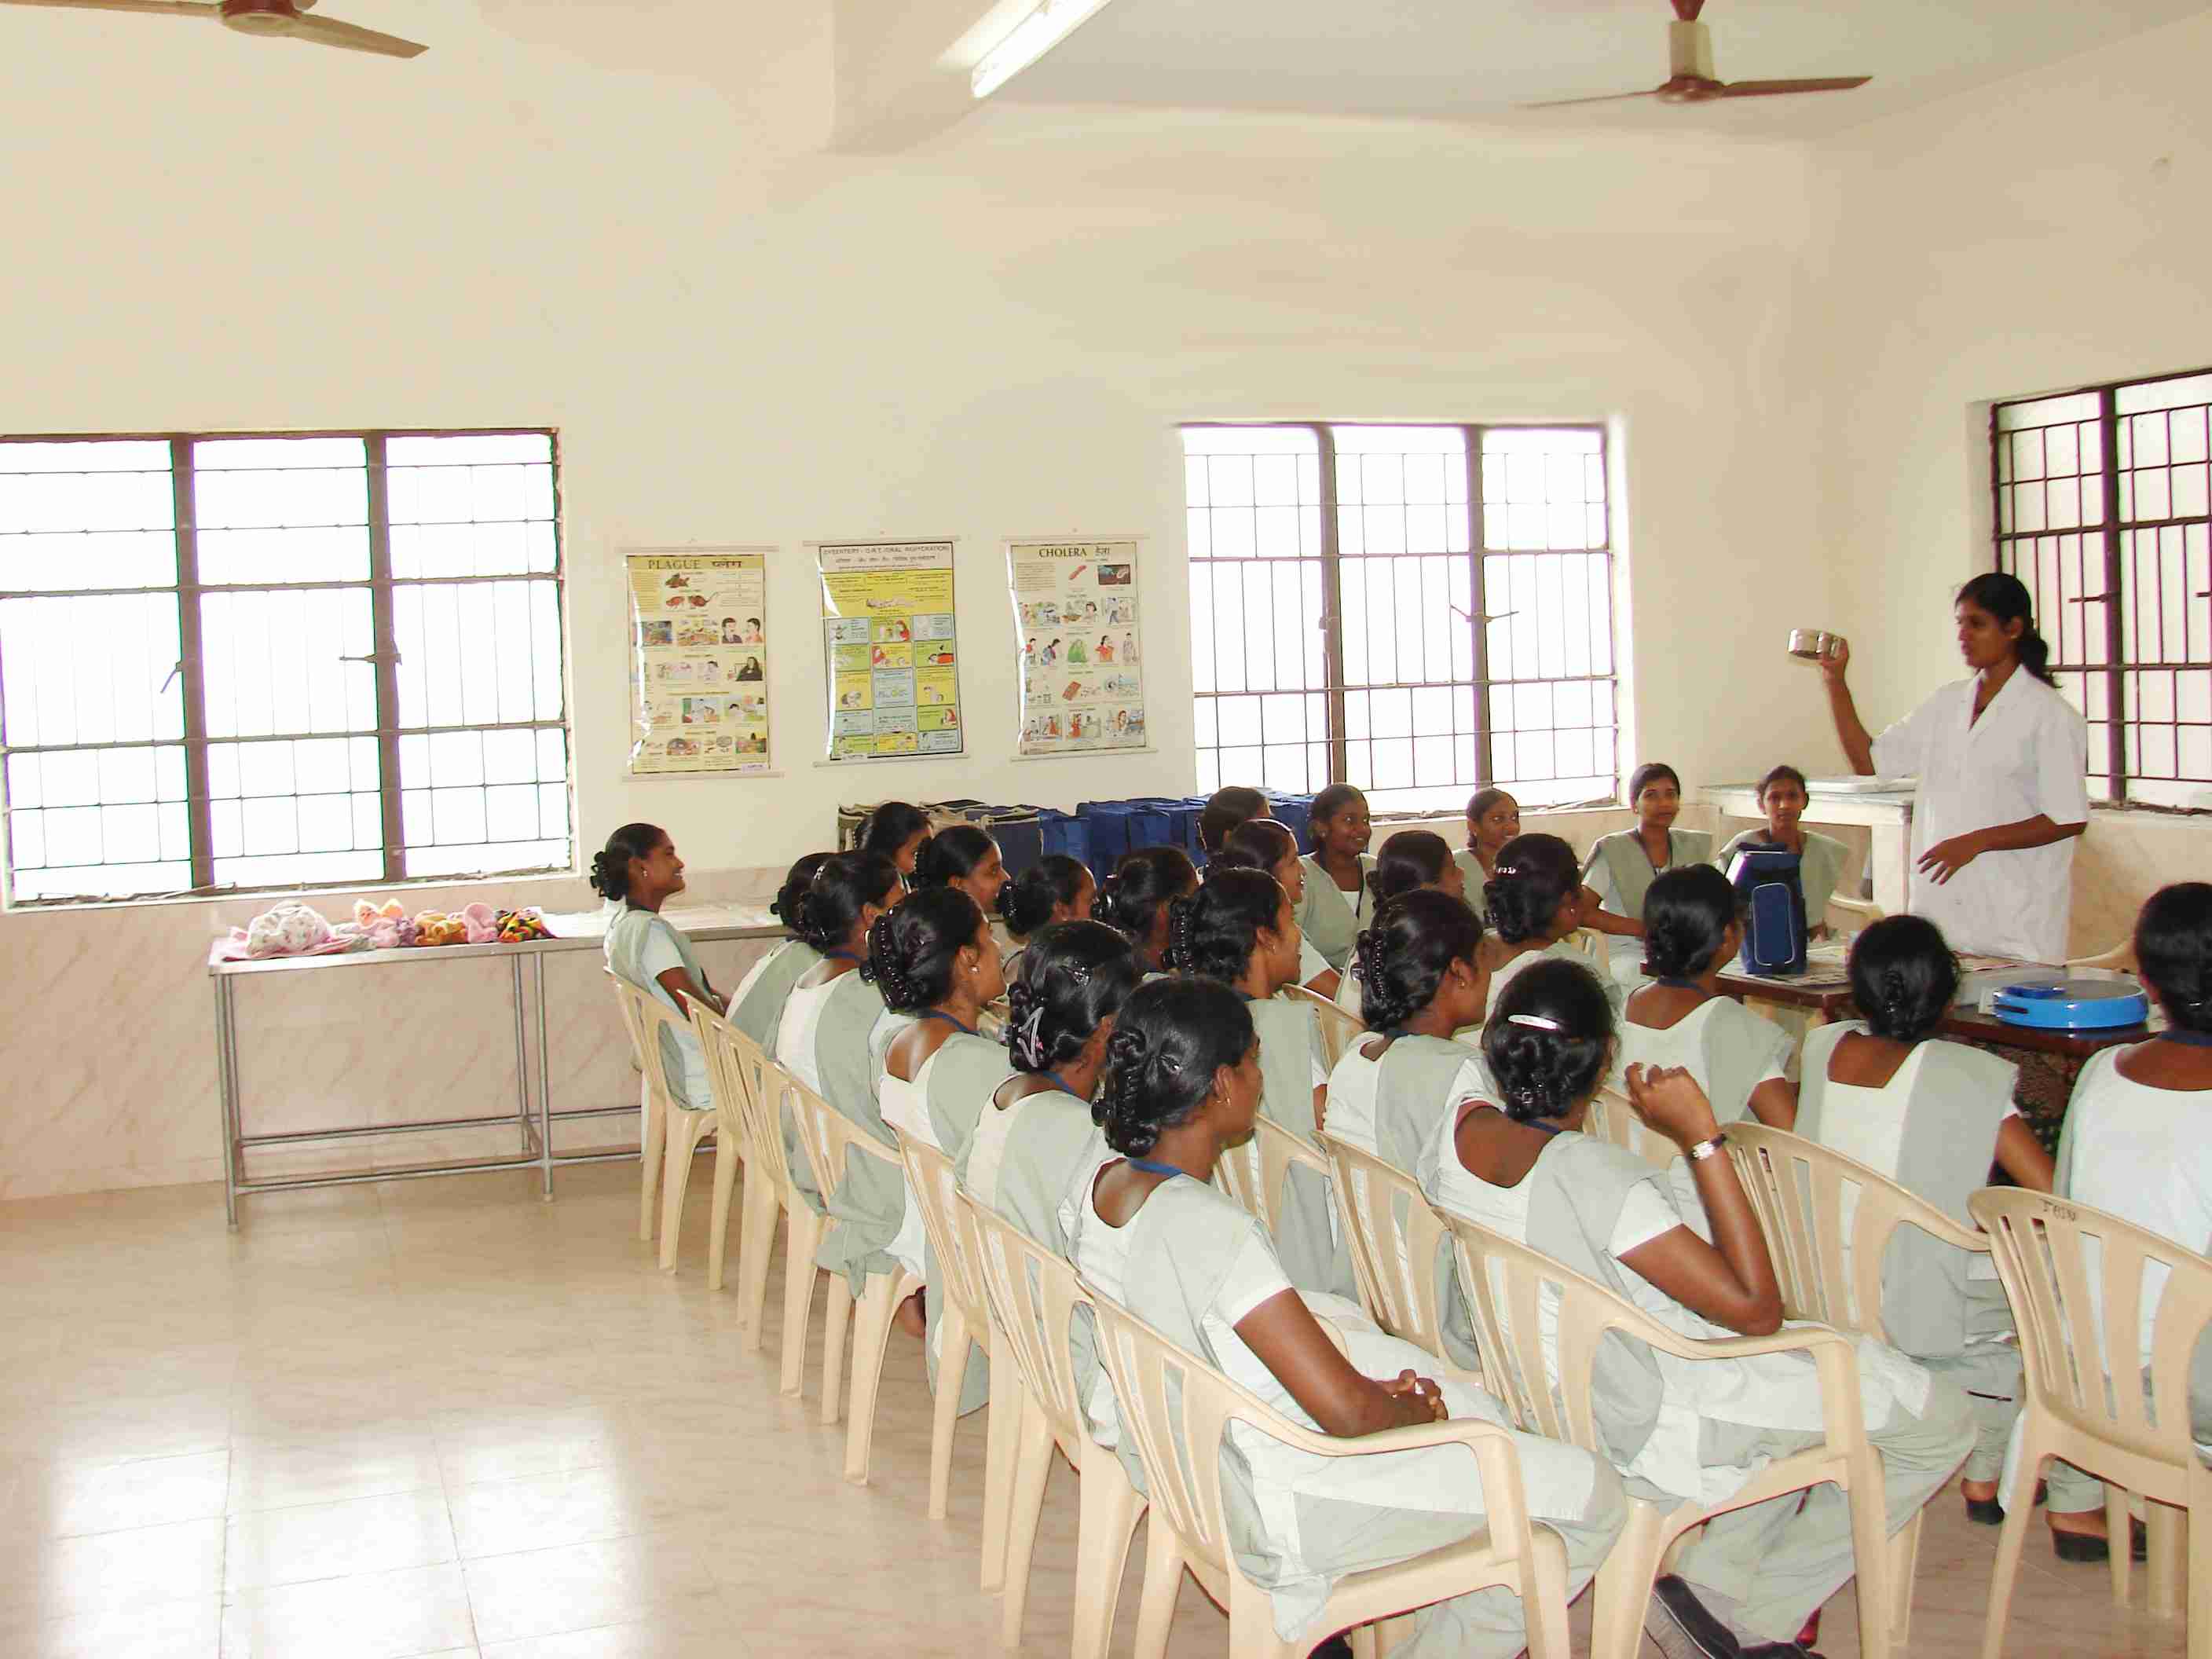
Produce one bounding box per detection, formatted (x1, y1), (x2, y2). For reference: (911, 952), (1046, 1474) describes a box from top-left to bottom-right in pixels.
(1819, 572), (2088, 964)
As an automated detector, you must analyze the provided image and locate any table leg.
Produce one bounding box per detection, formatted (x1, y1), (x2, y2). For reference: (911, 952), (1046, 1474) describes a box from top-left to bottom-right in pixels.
(510, 957), (531, 1159)
(215, 976), (240, 1231)
(536, 951), (555, 1201)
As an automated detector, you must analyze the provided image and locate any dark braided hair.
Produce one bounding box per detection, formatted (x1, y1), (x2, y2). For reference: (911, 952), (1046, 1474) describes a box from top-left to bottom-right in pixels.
(1305, 782), (1367, 853)
(1210, 816), (1298, 878)
(588, 822), (664, 903)
(771, 851), (834, 939)
(1481, 958), (1615, 1123)
(2137, 882), (2212, 1035)
(1846, 914), (1959, 1043)
(1355, 889), (1485, 1031)
(1005, 921), (1141, 1074)
(999, 853), (1090, 939)
(1465, 787), (1515, 853)
(1092, 847), (1198, 947)
(1163, 866), (1284, 981)
(859, 800), (932, 865)
(1369, 829), (1454, 904)
(912, 824), (999, 891)
(864, 885), (985, 1013)
(1642, 865), (1739, 980)
(793, 850), (901, 954)
(1483, 833), (1581, 945)
(1197, 786), (1269, 855)
(1095, 977), (1255, 1156)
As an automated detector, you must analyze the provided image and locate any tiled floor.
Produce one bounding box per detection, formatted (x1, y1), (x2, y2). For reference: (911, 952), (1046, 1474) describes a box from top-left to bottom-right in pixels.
(0, 1162), (2189, 1657)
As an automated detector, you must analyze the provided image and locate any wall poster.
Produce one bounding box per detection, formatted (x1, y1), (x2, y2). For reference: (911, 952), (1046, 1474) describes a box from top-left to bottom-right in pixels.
(815, 539), (964, 761)
(624, 548), (774, 775)
(1009, 538), (1147, 756)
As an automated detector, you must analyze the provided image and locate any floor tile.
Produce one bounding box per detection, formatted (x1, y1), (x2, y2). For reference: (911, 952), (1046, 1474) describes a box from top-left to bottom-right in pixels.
(0, 1517), (225, 1623)
(218, 1561), (477, 1659)
(0, 1595), (219, 1659)
(224, 1489), (457, 1592)
(460, 1533), (721, 1646)
(5, 1451), (230, 1540)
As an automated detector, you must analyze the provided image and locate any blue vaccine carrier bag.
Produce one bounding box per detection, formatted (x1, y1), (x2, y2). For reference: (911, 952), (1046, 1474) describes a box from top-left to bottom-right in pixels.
(1727, 845), (1808, 977)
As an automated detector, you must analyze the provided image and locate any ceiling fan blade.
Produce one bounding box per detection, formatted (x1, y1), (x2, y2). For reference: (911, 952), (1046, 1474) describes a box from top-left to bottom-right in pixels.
(0, 0), (218, 15)
(1522, 86), (1663, 110)
(286, 9), (423, 54)
(1712, 75), (1871, 98)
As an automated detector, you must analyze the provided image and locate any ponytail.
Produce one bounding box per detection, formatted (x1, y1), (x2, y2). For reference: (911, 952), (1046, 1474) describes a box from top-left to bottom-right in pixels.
(1959, 571), (2057, 687)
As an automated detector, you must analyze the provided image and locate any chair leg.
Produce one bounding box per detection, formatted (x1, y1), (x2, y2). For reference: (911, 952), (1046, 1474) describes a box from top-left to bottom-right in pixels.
(657, 1110), (709, 1272)
(842, 1271), (910, 1485)
(1522, 1525), (1573, 1659)
(706, 1128), (743, 1291)
(1980, 1446), (2044, 1659)
(2108, 1482), (2133, 1607)
(1070, 1445), (1145, 1659)
(1588, 1502), (1670, 1659)
(778, 1203), (824, 1399)
(820, 1274), (855, 1426)
(926, 1303), (973, 1519)
(1131, 1514), (1185, 1659)
(1886, 1505), (1925, 1651)
(1000, 1394), (1059, 1650)
(736, 1177), (779, 1346)
(980, 1324), (1016, 1593)
(1349, 1625), (1379, 1659)
(2148, 1500), (2186, 1618)
(637, 1079), (665, 1242)
(1845, 1459), (1897, 1659)
(2187, 1478), (2211, 1659)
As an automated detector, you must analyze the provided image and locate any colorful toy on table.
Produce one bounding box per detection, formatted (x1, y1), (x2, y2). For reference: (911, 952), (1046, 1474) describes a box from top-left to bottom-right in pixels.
(411, 910), (469, 947)
(495, 907), (553, 943)
(350, 899), (408, 950)
(231, 902), (348, 958)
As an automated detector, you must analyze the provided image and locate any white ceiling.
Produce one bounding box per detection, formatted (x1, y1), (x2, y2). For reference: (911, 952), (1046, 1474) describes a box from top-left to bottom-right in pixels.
(989, 0), (2209, 135)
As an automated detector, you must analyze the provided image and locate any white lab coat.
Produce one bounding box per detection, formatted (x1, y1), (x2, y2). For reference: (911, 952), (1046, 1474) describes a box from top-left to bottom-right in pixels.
(1870, 670), (2088, 963)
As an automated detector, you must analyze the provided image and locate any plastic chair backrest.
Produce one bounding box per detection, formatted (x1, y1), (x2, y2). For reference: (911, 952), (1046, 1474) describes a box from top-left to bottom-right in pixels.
(1214, 1112), (1328, 1239)
(686, 997), (785, 1184)
(1283, 982), (1365, 1068)
(1319, 1131), (1450, 1354)
(897, 1133), (988, 1350)
(1585, 1087), (1678, 1172)
(1727, 1121), (1986, 1340)
(609, 973), (687, 1108)
(786, 1068), (895, 1205)
(961, 1193), (1091, 1448)
(1969, 1188), (2212, 1469)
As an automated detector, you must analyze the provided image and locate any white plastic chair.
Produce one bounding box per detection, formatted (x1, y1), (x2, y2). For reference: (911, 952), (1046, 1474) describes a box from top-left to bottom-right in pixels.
(894, 1131), (991, 1521)
(1970, 1188), (2212, 1654)
(1284, 982), (1366, 1068)
(1089, 1287), (1572, 1659)
(606, 971), (672, 1243)
(1441, 1209), (1908, 1659)
(745, 1057), (833, 1397)
(787, 1075), (923, 1485)
(1318, 1130), (1452, 1361)
(1584, 1086), (1678, 1172)
(962, 1193), (1145, 1658)
(1214, 1111), (1331, 1243)
(609, 976), (716, 1270)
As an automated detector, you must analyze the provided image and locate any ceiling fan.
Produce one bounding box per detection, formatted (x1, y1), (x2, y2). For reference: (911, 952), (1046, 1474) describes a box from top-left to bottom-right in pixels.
(1529, 0), (1866, 109)
(0, 0), (425, 57)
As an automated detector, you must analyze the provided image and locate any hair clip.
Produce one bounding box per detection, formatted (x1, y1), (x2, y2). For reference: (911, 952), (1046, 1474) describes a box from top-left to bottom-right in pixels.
(1493, 863), (1521, 877)
(1506, 1012), (1561, 1031)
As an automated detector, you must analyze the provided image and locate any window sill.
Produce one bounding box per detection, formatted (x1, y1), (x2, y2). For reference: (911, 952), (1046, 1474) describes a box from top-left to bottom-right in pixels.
(2, 866), (583, 917)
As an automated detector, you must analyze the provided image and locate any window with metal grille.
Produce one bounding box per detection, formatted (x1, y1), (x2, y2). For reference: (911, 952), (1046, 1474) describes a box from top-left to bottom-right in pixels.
(1993, 370), (2212, 808)
(0, 430), (569, 903)
(1181, 422), (1618, 814)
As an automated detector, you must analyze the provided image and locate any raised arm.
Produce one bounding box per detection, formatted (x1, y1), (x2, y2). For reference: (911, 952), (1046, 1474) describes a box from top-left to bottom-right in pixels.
(1819, 638), (1875, 775)
(1237, 1290), (1446, 1437)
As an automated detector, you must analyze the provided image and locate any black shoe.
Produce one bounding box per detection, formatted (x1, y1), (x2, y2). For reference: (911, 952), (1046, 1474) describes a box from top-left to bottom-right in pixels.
(1965, 1478), (2047, 1526)
(1647, 1576), (1741, 1659)
(2051, 1518), (2148, 1563)
(1309, 1639), (1354, 1659)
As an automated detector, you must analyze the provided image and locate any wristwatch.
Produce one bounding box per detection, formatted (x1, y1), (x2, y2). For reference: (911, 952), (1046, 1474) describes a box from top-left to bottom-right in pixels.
(1685, 1131), (1728, 1163)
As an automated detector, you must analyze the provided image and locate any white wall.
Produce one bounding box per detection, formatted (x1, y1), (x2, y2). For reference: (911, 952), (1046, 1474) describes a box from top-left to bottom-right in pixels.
(1817, 8), (2212, 948)
(0, 1), (1877, 1196)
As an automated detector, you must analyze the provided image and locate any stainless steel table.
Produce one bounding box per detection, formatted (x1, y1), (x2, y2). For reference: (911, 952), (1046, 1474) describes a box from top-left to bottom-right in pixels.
(205, 904), (778, 1228)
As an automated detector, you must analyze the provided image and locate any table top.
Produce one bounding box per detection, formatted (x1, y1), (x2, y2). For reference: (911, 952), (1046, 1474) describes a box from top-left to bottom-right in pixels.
(207, 902), (782, 976)
(1718, 956), (2152, 1060)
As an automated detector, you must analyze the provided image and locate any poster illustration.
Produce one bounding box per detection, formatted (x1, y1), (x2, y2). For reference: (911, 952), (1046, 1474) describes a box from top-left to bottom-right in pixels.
(815, 539), (964, 761)
(1009, 539), (1147, 756)
(625, 548), (773, 775)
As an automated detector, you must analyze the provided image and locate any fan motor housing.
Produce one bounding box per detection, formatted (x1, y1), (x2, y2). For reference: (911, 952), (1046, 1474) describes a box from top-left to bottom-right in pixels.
(222, 0), (300, 35)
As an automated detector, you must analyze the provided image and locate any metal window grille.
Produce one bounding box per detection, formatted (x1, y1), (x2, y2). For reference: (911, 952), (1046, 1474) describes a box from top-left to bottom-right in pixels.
(1181, 421), (1617, 813)
(0, 430), (569, 903)
(1993, 369), (2212, 808)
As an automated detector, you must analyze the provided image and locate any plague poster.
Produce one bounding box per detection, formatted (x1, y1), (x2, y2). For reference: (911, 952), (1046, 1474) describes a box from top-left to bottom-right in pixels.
(624, 548), (772, 775)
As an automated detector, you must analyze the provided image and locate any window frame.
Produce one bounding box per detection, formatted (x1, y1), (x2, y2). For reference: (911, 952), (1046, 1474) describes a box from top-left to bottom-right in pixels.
(0, 427), (569, 905)
(1181, 418), (1621, 810)
(1990, 368), (2212, 808)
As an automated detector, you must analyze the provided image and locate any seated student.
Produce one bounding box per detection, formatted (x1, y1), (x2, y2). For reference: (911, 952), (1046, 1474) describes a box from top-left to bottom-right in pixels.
(995, 853), (1095, 981)
(1794, 914), (2057, 1536)
(1582, 763), (1713, 941)
(725, 851), (832, 1052)
(962, 919), (1139, 1251)
(859, 800), (933, 886)
(910, 822), (1009, 918)
(1421, 959), (1972, 1659)
(1616, 866), (1798, 1130)
(1164, 866), (1353, 1299)
(775, 851), (919, 1329)
(1065, 977), (1628, 1659)
(1196, 784), (1271, 859)
(1209, 816), (1342, 998)
(2046, 881), (2212, 1563)
(1481, 832), (1621, 1022)
(1326, 888), (1492, 1371)
(596, 823), (723, 1109)
(1337, 828), (1471, 1015)
(1715, 764), (1852, 937)
(873, 885), (1012, 1402)
(1091, 845), (1199, 976)
(1454, 788), (1521, 925)
(1296, 782), (1376, 975)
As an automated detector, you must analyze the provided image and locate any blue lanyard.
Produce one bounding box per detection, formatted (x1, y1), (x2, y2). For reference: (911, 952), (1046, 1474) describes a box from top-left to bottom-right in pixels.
(918, 1009), (976, 1035)
(1041, 1069), (1082, 1098)
(1654, 976), (1707, 993)
(2159, 1029), (2212, 1049)
(825, 949), (863, 966)
(1126, 1156), (1187, 1179)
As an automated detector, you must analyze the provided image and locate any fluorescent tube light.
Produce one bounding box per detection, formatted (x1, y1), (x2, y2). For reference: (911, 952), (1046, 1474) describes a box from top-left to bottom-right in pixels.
(970, 0), (1117, 99)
